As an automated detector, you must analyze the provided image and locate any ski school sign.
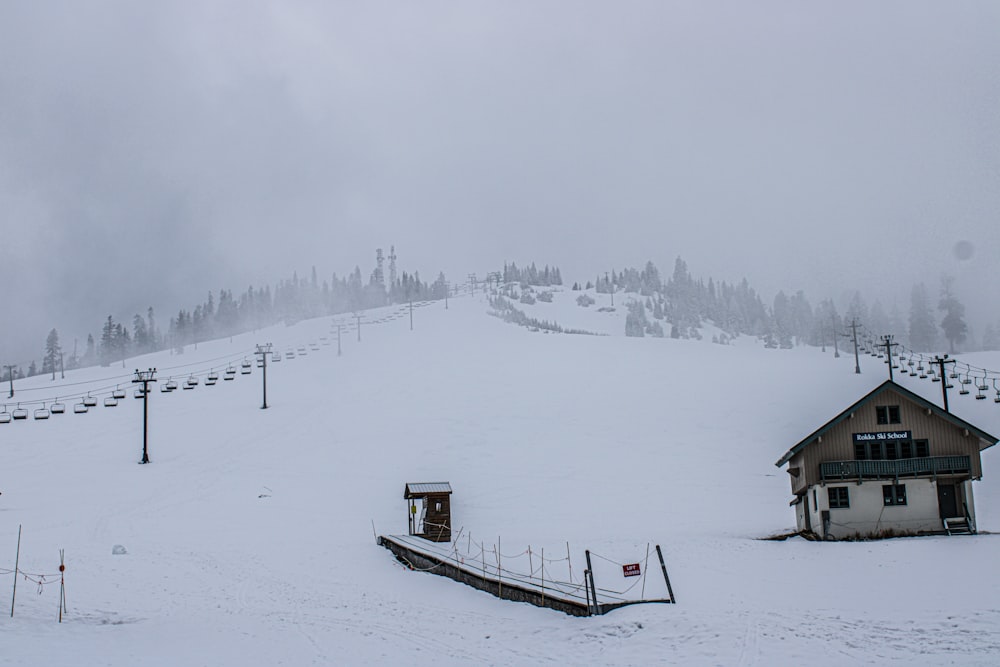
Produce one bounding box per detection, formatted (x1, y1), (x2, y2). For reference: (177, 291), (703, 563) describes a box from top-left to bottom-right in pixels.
(852, 431), (911, 443)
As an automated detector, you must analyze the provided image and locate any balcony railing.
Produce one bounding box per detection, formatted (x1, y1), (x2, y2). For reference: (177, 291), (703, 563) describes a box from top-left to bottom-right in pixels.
(820, 455), (971, 482)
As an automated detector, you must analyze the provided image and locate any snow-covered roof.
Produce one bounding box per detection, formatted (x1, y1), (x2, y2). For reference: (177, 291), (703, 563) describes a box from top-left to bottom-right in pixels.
(404, 482), (453, 497)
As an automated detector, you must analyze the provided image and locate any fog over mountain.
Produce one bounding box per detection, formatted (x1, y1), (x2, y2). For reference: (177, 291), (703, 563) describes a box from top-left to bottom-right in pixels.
(1, 1), (998, 362)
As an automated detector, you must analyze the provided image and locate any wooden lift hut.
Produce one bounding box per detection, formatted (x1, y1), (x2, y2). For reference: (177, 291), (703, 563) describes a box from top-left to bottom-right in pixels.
(404, 482), (452, 542)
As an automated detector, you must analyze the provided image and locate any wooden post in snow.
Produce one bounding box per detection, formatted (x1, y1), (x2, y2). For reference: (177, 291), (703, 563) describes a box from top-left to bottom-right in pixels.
(10, 524), (21, 617)
(656, 544), (675, 603)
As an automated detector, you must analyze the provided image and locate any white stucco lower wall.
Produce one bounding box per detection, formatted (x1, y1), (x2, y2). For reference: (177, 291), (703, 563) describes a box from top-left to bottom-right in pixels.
(797, 478), (958, 539)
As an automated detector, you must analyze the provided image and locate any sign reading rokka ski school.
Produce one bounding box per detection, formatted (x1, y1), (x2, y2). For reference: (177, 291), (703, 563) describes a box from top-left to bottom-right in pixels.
(852, 431), (911, 443)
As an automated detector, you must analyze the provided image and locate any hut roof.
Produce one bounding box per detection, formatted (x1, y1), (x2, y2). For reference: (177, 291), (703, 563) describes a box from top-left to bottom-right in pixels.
(404, 482), (453, 498)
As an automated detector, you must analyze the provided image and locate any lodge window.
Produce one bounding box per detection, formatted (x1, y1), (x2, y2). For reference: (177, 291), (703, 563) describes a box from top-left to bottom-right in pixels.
(899, 441), (913, 459)
(914, 439), (929, 458)
(876, 405), (901, 425)
(883, 484), (907, 506)
(854, 443), (867, 460)
(828, 487), (850, 509)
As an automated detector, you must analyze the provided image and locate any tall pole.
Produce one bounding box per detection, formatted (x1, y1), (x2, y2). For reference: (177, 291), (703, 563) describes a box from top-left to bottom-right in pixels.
(848, 319), (861, 374)
(881, 335), (897, 381)
(934, 355), (955, 413)
(409, 299), (413, 331)
(337, 324), (342, 356)
(255, 343), (272, 409)
(132, 368), (157, 464)
(831, 316), (840, 358)
(4, 365), (14, 398)
(60, 351), (65, 379)
(355, 313), (362, 342)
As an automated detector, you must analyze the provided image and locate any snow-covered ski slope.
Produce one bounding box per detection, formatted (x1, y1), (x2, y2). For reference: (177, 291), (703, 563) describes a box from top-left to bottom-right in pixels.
(2, 287), (1000, 666)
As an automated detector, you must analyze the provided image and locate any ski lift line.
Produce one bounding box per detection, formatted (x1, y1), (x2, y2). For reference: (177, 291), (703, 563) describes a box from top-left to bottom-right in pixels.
(4, 349), (265, 409)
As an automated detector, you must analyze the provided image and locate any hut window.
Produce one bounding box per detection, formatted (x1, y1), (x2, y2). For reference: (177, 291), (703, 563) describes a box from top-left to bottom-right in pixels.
(899, 441), (913, 459)
(435, 501), (442, 512)
(883, 484), (907, 506)
(876, 405), (901, 425)
(828, 487), (850, 509)
(854, 443), (868, 460)
(914, 439), (929, 458)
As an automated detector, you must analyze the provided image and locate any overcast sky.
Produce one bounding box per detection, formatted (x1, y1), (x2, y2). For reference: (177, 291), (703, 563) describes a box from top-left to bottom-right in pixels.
(1, 1), (998, 361)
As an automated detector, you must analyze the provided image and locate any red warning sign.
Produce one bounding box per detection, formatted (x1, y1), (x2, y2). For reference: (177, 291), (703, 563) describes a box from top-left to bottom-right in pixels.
(623, 563), (641, 577)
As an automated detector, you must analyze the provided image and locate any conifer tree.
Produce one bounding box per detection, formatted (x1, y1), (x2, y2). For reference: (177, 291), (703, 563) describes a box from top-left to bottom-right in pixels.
(43, 328), (61, 379)
(908, 283), (938, 351)
(938, 276), (968, 353)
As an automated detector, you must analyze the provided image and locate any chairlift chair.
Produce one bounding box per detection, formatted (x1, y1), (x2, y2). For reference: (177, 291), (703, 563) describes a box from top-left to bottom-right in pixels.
(112, 387), (126, 400)
(0, 407), (10, 424)
(73, 402), (88, 414)
(205, 371), (219, 386)
(961, 375), (972, 385)
(83, 395), (98, 407)
(975, 381), (986, 400)
(165, 378), (178, 391)
(959, 375), (970, 395)
(241, 359), (252, 375)
(51, 400), (66, 414)
(183, 376), (198, 389)
(161, 382), (172, 393)
(34, 404), (51, 419)
(978, 378), (989, 391)
(310, 343), (320, 351)
(286, 350), (295, 359)
(224, 366), (236, 380)
(104, 396), (118, 407)
(134, 388), (147, 399)
(993, 379), (1000, 403)
(271, 352), (281, 363)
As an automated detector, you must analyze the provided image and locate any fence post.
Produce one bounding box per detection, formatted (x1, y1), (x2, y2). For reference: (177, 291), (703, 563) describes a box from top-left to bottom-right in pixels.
(585, 550), (601, 615)
(655, 544), (675, 603)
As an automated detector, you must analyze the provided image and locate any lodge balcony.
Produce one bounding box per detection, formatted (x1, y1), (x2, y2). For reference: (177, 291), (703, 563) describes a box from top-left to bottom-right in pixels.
(819, 455), (971, 482)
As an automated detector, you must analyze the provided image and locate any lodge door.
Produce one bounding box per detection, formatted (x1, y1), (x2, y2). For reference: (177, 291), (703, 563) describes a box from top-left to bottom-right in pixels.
(937, 483), (958, 518)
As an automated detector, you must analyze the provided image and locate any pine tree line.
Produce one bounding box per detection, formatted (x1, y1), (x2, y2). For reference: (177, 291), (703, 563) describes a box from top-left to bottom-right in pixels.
(8, 258), (450, 379)
(561, 258), (984, 354)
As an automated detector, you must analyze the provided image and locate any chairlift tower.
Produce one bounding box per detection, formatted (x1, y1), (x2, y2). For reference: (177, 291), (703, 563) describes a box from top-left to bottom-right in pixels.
(933, 355), (956, 413)
(880, 335), (898, 381)
(132, 368), (157, 464)
(388, 246), (398, 290)
(4, 365), (14, 398)
(255, 343), (273, 409)
(846, 319), (861, 374)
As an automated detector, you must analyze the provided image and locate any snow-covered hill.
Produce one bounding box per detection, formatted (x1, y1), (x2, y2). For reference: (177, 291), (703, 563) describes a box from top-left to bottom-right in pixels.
(2, 288), (999, 665)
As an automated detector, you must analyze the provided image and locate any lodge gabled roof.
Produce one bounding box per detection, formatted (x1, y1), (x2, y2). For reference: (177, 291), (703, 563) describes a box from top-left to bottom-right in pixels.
(774, 380), (999, 468)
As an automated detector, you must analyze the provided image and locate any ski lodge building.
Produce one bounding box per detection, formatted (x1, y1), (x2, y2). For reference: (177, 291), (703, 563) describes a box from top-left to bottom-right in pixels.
(775, 380), (998, 539)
